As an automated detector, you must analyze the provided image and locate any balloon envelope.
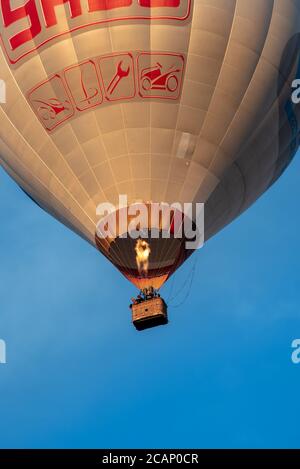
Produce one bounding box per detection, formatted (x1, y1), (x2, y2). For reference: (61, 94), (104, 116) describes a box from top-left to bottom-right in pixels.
(0, 0), (299, 288)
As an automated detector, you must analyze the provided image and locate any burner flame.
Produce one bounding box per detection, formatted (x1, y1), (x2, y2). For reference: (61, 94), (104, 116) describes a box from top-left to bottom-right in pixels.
(135, 239), (151, 275)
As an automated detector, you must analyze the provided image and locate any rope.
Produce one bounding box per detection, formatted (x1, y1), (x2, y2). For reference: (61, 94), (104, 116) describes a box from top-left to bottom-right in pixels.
(164, 273), (176, 303)
(167, 254), (197, 308)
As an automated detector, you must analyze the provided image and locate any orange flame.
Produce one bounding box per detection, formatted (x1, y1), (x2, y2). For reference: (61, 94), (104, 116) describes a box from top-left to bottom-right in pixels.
(135, 239), (151, 276)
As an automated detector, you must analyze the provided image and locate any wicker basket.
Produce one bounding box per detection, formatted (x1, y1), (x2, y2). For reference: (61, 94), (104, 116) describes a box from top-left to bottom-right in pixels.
(132, 297), (168, 331)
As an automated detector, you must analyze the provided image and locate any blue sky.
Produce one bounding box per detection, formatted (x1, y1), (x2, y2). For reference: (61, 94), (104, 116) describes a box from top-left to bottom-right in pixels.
(0, 150), (299, 449)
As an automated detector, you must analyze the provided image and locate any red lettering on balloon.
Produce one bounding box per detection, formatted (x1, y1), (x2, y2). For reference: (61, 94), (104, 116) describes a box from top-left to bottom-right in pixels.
(1, 0), (41, 50)
(0, 0), (191, 64)
(88, 0), (132, 12)
(41, 0), (82, 28)
(139, 0), (180, 6)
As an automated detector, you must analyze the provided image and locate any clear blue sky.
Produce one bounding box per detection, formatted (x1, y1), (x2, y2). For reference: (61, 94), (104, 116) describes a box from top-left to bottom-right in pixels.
(0, 151), (299, 449)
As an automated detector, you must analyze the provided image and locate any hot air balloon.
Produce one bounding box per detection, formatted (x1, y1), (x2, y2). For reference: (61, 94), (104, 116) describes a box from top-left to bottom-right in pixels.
(0, 0), (299, 330)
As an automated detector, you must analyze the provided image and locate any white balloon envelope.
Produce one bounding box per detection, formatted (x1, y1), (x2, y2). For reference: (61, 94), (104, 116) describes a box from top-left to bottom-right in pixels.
(0, 0), (299, 290)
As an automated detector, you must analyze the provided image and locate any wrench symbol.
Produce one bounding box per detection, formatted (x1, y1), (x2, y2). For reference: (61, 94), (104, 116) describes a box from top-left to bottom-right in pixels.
(107, 60), (130, 96)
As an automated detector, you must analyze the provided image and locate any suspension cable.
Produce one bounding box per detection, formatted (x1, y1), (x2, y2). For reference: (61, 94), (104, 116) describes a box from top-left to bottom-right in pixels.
(167, 255), (197, 308)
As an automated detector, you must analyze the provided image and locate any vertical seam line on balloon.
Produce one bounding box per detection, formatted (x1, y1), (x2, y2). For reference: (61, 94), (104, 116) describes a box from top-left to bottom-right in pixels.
(57, 3), (108, 207)
(197, 0), (238, 145)
(208, 0), (275, 171)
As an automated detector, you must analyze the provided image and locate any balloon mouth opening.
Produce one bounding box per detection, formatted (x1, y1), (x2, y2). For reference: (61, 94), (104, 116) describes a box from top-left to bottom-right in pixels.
(96, 230), (188, 290)
(94, 203), (197, 289)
